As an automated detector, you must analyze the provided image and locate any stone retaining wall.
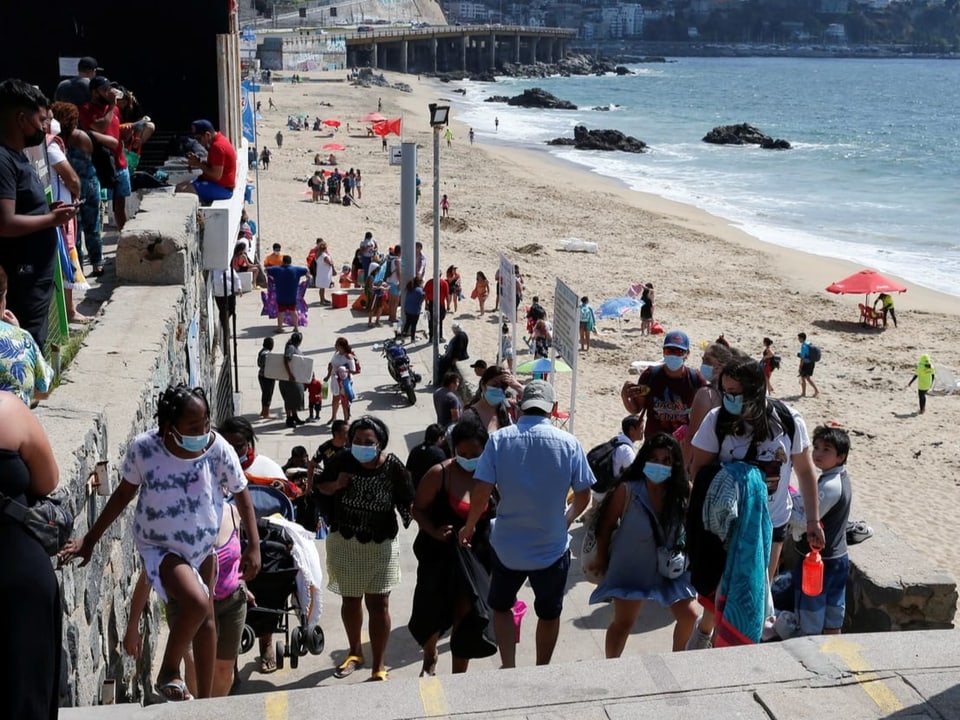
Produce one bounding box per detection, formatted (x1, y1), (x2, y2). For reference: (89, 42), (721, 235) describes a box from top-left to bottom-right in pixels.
(44, 189), (220, 706)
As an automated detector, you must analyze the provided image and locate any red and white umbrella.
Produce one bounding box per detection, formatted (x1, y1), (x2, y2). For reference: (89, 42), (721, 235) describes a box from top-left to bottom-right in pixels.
(322, 119), (341, 127)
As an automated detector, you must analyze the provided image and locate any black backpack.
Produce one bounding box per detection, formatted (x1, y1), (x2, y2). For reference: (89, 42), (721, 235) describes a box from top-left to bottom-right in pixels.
(586, 437), (632, 494)
(807, 344), (822, 363)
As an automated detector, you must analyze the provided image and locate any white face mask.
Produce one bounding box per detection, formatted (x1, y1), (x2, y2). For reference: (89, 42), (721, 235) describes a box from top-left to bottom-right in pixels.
(49, 118), (61, 135)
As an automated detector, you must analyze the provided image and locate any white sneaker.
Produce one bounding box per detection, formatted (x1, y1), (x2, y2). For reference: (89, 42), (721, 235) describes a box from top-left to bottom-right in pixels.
(685, 616), (713, 651)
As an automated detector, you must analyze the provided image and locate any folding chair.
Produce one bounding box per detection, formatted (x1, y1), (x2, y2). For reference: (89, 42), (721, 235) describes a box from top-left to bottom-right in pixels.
(550, 406), (570, 430)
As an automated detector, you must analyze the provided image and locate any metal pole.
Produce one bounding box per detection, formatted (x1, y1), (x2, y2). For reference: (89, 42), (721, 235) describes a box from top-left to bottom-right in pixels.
(432, 125), (441, 385)
(400, 141), (417, 335)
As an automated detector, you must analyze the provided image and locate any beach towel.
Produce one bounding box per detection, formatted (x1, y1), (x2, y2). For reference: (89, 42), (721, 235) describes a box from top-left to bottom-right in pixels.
(260, 277), (309, 327)
(703, 462), (772, 647)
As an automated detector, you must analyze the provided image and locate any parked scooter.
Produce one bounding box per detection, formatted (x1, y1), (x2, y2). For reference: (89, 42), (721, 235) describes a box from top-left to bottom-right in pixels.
(372, 337), (420, 405)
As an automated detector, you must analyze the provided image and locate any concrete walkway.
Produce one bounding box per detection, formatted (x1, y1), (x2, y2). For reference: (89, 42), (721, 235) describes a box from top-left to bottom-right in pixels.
(62, 629), (960, 718)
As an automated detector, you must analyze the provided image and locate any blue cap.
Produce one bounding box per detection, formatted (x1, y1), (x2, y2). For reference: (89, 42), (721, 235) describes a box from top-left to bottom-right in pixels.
(190, 119), (216, 135)
(663, 330), (690, 351)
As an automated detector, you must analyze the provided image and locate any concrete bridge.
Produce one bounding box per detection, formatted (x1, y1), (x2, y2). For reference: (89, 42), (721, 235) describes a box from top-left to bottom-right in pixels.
(342, 24), (577, 73)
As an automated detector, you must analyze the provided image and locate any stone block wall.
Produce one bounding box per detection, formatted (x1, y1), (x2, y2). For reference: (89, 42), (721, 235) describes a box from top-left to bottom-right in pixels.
(42, 191), (218, 707)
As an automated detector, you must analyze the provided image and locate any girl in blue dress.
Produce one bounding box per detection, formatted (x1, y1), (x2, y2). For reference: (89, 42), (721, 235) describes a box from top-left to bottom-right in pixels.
(588, 433), (698, 656)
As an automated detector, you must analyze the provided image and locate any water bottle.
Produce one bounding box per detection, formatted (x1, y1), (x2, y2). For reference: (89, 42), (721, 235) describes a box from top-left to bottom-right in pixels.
(801, 548), (823, 596)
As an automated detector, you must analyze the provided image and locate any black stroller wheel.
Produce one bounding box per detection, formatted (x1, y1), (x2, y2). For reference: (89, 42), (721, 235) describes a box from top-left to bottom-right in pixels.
(290, 647), (300, 669)
(240, 625), (256, 654)
(307, 625), (325, 655)
(291, 626), (306, 657)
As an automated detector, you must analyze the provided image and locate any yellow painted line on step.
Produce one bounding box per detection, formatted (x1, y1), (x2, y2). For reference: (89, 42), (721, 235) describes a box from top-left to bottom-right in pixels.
(418, 675), (450, 718)
(821, 637), (903, 713)
(265, 691), (289, 720)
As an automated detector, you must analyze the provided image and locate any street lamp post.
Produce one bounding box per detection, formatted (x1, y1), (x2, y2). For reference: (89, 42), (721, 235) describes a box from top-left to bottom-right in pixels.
(428, 102), (449, 385)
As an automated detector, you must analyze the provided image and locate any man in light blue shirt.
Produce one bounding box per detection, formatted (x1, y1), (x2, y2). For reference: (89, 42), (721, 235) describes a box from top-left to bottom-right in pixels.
(459, 379), (594, 668)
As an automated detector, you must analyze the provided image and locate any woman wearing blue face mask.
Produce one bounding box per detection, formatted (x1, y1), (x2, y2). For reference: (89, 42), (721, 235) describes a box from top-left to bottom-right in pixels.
(587, 433), (697, 657)
(62, 384), (261, 701)
(315, 415), (414, 682)
(462, 365), (520, 432)
(682, 342), (747, 469)
(409, 418), (497, 676)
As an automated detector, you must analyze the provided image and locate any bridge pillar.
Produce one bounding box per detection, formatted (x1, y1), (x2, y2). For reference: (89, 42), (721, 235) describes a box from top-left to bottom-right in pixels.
(432, 37), (438, 74)
(529, 36), (539, 64)
(547, 38), (556, 63)
(514, 35), (520, 64)
(371, 42), (378, 69)
(401, 40), (408, 73)
(460, 35), (468, 72)
(489, 33), (496, 69)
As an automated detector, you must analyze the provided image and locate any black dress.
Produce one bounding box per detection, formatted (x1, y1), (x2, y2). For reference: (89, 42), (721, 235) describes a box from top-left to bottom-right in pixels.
(408, 465), (496, 656)
(0, 449), (61, 719)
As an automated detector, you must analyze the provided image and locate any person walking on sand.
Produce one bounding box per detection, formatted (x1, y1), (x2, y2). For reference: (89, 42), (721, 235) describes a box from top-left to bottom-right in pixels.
(443, 127), (453, 147)
(440, 194), (449, 218)
(906, 354), (935, 414)
(275, 130), (283, 148)
(797, 333), (820, 398)
(471, 271), (490, 315)
(639, 283), (655, 335)
(579, 296), (597, 351)
(762, 337), (777, 394)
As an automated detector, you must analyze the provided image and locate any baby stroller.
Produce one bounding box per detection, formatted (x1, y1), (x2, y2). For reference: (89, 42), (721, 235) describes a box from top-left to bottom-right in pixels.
(238, 485), (325, 669)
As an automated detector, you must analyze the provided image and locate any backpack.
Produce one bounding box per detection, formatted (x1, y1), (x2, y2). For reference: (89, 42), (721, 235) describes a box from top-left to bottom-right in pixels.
(807, 344), (822, 363)
(586, 437), (632, 494)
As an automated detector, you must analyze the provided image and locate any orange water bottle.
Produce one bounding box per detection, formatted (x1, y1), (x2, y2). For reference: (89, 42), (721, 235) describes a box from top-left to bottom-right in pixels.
(801, 548), (824, 596)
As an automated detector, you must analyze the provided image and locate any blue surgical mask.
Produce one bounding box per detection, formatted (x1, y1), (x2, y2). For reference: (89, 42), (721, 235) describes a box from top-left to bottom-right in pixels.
(484, 387), (506, 405)
(699, 364), (714, 382)
(351, 444), (379, 463)
(663, 355), (685, 372)
(172, 428), (210, 453)
(722, 393), (744, 415)
(455, 455), (479, 473)
(643, 462), (672, 484)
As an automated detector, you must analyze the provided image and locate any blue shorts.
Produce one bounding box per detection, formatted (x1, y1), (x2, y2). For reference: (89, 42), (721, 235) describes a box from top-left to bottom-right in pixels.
(106, 168), (131, 200)
(192, 179), (234, 204)
(488, 548), (570, 621)
(793, 554), (849, 635)
(388, 284), (401, 298)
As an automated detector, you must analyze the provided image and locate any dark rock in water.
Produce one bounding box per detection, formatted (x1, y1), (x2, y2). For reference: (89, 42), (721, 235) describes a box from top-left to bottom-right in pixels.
(548, 125), (647, 153)
(703, 123), (791, 149)
(470, 71), (497, 82)
(760, 137), (791, 150)
(507, 88), (577, 110)
(592, 106), (611, 111)
(485, 95), (510, 103)
(615, 65), (632, 75)
(453, 88), (466, 95)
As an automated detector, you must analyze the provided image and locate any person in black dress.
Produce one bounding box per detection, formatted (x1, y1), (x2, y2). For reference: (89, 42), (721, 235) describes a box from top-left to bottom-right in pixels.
(0, 390), (60, 719)
(409, 418), (496, 675)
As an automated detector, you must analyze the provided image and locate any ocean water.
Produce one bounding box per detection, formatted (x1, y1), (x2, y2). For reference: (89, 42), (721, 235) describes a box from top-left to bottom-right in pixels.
(447, 57), (960, 296)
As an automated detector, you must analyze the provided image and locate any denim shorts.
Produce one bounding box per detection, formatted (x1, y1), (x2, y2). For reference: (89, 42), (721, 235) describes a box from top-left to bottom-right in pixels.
(792, 554), (849, 635)
(488, 548), (571, 621)
(106, 168), (131, 199)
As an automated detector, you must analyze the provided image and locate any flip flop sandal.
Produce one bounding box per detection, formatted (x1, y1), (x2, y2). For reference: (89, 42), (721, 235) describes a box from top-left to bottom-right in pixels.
(155, 680), (191, 702)
(259, 654), (278, 674)
(847, 520), (874, 545)
(369, 670), (388, 681)
(334, 654), (364, 679)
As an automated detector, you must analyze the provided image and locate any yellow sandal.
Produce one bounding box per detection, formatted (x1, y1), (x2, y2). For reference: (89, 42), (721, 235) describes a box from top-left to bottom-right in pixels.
(370, 670), (388, 681)
(334, 654), (364, 679)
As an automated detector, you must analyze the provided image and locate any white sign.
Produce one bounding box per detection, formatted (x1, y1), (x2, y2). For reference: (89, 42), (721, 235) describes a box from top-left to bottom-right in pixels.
(389, 145), (403, 166)
(552, 279), (579, 367)
(58, 57), (80, 77)
(498, 254), (516, 323)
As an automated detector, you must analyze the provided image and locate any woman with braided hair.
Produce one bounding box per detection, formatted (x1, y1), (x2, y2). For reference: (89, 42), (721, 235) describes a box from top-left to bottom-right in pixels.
(62, 384), (261, 701)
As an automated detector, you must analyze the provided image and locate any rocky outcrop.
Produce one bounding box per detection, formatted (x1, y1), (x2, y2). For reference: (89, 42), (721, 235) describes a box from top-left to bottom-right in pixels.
(499, 52), (620, 79)
(507, 88), (577, 110)
(703, 123), (791, 149)
(615, 65), (632, 75)
(547, 125), (647, 153)
(484, 95), (510, 103)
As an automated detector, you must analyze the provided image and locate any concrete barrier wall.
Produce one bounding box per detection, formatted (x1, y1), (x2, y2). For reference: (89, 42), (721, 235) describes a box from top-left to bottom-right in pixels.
(45, 189), (219, 707)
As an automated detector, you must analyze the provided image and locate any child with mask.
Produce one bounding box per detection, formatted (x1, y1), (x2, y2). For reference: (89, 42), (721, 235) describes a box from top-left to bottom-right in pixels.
(62, 384), (261, 700)
(586, 432), (697, 656)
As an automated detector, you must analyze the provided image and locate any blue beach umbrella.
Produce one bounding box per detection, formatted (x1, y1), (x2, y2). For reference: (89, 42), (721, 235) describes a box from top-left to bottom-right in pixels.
(595, 297), (644, 320)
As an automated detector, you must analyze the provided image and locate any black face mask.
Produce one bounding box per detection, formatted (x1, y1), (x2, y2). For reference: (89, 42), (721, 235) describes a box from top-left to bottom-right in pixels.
(24, 125), (45, 147)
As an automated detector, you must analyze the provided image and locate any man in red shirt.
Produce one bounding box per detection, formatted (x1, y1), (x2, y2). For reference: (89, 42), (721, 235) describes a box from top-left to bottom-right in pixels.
(175, 119), (236, 204)
(79, 75), (131, 231)
(423, 275), (449, 342)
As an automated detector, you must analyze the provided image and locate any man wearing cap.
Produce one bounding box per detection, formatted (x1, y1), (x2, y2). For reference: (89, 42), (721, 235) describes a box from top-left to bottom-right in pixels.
(175, 119), (236, 205)
(79, 75), (131, 230)
(470, 359), (487, 378)
(54, 56), (100, 106)
(621, 329), (706, 440)
(459, 379), (594, 669)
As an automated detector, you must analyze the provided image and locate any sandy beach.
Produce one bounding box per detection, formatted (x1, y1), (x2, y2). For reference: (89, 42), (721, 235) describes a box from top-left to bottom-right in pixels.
(250, 71), (960, 585)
